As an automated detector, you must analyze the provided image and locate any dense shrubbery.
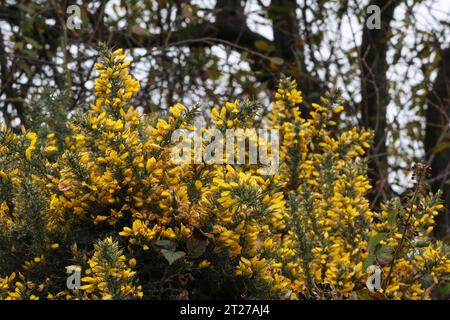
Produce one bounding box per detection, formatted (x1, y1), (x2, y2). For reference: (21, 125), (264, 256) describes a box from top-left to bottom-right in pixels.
(0, 47), (449, 300)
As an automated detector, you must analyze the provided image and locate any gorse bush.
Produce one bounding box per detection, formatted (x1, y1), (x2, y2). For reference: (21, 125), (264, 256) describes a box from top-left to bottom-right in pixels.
(0, 47), (449, 300)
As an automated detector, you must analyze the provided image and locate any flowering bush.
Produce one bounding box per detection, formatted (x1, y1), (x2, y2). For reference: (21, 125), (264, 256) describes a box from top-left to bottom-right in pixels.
(0, 47), (448, 300)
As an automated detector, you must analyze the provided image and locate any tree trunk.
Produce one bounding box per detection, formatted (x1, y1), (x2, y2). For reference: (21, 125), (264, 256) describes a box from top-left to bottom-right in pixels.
(269, 0), (323, 105)
(425, 47), (450, 239)
(360, 0), (400, 207)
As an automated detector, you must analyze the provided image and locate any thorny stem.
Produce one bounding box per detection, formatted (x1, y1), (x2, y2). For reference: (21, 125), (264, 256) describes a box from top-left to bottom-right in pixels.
(382, 171), (426, 292)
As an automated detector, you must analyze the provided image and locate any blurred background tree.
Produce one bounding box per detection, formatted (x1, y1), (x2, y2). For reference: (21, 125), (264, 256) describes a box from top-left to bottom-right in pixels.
(0, 0), (449, 237)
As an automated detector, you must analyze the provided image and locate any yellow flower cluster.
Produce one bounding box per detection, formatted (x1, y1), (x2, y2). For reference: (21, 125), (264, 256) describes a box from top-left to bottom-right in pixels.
(0, 48), (448, 300)
(80, 237), (142, 300)
(0, 272), (40, 300)
(369, 188), (449, 299)
(25, 131), (37, 161)
(211, 101), (241, 128)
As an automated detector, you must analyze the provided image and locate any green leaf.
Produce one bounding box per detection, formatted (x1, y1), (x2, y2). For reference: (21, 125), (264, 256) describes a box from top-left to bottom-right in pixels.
(130, 25), (151, 36)
(18, 61), (32, 78)
(421, 274), (433, 289)
(160, 249), (186, 265)
(18, 4), (35, 14)
(437, 282), (450, 295)
(240, 51), (248, 60)
(375, 245), (393, 256)
(368, 232), (388, 253)
(433, 141), (450, 154)
(356, 291), (373, 300)
(363, 255), (375, 271)
(387, 211), (397, 227)
(375, 245), (393, 265)
(206, 68), (221, 80)
(269, 57), (284, 65)
(23, 36), (43, 50)
(24, 49), (39, 60)
(414, 241), (431, 248)
(254, 40), (270, 52)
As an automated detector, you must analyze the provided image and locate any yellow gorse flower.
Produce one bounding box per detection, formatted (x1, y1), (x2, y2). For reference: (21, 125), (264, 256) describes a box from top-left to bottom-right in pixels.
(25, 131), (37, 161)
(0, 48), (448, 300)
